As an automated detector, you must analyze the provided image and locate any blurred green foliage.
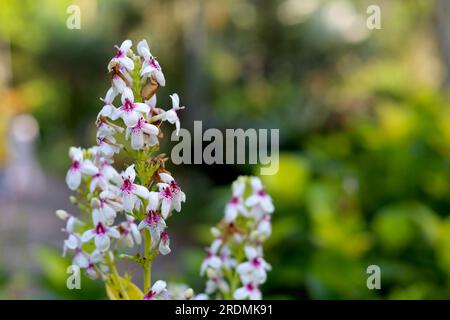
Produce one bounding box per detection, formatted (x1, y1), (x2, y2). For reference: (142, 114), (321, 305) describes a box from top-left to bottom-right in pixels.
(1, 0), (450, 299)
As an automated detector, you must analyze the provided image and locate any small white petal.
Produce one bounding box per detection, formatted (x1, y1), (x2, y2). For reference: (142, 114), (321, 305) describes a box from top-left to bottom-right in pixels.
(233, 287), (248, 300)
(66, 170), (81, 191)
(133, 185), (150, 199)
(152, 280), (167, 295)
(95, 234), (110, 251)
(81, 230), (95, 243)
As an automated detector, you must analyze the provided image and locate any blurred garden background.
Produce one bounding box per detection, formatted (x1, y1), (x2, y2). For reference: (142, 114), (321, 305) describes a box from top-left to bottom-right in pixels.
(1, 0), (450, 299)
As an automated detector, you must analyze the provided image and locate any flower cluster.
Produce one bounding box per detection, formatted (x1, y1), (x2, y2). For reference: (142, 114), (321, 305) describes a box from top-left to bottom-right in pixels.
(198, 177), (274, 300)
(57, 39), (186, 299)
(57, 39), (275, 301)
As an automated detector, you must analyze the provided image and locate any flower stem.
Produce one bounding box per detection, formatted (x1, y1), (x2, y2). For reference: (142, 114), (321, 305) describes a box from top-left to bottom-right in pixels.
(143, 229), (153, 293)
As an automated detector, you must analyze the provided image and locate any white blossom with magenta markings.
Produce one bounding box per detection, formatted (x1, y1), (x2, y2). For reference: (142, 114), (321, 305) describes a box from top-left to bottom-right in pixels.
(57, 38), (274, 300)
(57, 39), (189, 299)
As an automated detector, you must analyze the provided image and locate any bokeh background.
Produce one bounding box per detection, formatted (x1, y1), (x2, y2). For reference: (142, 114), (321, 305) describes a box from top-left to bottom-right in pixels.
(1, 0), (450, 299)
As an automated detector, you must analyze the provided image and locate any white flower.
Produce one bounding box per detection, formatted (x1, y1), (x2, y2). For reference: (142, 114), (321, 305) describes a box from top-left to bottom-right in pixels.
(112, 87), (150, 127)
(138, 208), (167, 245)
(161, 94), (184, 135)
(146, 94), (157, 112)
(118, 215), (142, 248)
(66, 147), (98, 191)
(85, 250), (106, 279)
(138, 40), (166, 87)
(236, 246), (271, 284)
(157, 172), (186, 219)
(109, 40), (134, 71)
(200, 248), (222, 276)
(125, 117), (159, 150)
(64, 234), (89, 269)
(91, 197), (117, 226)
(57, 210), (83, 233)
(219, 245), (236, 270)
(205, 270), (230, 295)
(143, 280), (168, 300)
(81, 220), (120, 252)
(119, 164), (150, 212)
(245, 177), (274, 213)
(96, 116), (124, 139)
(97, 87), (118, 120)
(111, 72), (127, 94)
(96, 136), (122, 158)
(159, 231), (171, 255)
(256, 214), (272, 238)
(233, 282), (261, 300)
(224, 179), (247, 222)
(137, 39), (152, 61)
(90, 159), (121, 193)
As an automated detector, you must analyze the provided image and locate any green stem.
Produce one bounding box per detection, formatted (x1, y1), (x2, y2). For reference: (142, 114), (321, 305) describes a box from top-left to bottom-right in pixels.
(143, 229), (153, 293)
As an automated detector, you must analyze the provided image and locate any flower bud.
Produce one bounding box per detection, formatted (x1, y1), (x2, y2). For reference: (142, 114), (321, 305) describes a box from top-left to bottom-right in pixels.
(55, 209), (69, 221)
(69, 196), (78, 204)
(206, 268), (217, 278)
(211, 227), (221, 238)
(91, 197), (101, 208)
(184, 288), (194, 299)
